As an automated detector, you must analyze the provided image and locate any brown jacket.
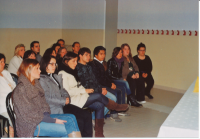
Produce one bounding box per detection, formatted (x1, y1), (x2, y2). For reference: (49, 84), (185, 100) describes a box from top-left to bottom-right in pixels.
(122, 57), (139, 79)
(13, 74), (51, 137)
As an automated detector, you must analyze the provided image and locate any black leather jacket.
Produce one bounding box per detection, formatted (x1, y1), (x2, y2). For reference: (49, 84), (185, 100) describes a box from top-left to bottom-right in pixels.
(107, 58), (124, 80)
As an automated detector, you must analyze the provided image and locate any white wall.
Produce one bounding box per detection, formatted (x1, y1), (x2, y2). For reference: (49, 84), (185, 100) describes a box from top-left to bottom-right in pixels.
(0, 0), (62, 28)
(62, 0), (105, 29)
(118, 0), (198, 30)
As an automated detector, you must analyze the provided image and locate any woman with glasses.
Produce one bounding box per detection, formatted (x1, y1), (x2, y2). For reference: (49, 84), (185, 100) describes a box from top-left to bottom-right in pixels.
(39, 55), (92, 137)
(133, 43), (154, 99)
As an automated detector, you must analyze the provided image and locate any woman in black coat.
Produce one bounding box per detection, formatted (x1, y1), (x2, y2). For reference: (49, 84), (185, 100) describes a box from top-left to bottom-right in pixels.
(133, 43), (154, 99)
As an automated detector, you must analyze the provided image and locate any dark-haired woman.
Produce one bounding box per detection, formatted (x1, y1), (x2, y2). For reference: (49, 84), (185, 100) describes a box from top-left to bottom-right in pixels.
(13, 59), (80, 137)
(51, 43), (61, 55)
(39, 56), (92, 137)
(107, 47), (142, 108)
(43, 48), (56, 57)
(121, 43), (146, 104)
(0, 53), (15, 137)
(58, 52), (129, 137)
(133, 43), (154, 99)
(23, 50), (36, 60)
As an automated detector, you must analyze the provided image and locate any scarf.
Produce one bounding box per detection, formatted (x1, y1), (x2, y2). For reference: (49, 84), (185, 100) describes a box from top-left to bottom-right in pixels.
(114, 57), (124, 69)
(62, 65), (80, 82)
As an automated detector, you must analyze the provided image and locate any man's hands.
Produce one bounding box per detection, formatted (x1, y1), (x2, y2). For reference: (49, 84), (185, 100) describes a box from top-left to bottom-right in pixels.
(102, 88), (107, 95)
(111, 83), (116, 90)
(85, 89), (94, 93)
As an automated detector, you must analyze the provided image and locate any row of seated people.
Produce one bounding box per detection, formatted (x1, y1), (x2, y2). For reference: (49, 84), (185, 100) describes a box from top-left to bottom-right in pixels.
(0, 39), (154, 137)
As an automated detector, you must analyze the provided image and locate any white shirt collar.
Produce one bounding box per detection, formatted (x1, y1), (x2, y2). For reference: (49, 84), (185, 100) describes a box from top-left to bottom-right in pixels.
(94, 57), (103, 64)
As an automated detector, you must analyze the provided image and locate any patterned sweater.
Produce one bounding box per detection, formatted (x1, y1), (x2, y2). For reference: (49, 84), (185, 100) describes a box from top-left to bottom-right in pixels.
(76, 63), (102, 94)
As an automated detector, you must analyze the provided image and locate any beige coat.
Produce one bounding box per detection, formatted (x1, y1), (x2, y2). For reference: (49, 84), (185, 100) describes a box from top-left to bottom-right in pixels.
(59, 70), (89, 108)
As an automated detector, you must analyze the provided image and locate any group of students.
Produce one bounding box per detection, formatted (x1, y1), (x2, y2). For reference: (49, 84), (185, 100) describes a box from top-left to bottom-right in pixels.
(0, 39), (154, 137)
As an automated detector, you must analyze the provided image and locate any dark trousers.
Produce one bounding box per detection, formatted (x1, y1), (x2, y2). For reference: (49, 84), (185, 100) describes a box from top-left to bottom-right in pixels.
(126, 75), (145, 101)
(83, 93), (108, 119)
(103, 85), (126, 114)
(143, 74), (154, 95)
(63, 104), (93, 137)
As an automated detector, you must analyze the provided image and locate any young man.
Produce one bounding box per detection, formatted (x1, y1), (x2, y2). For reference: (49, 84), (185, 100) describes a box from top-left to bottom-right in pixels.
(76, 47), (126, 122)
(57, 39), (65, 47)
(72, 42), (80, 54)
(89, 46), (130, 117)
(30, 41), (41, 62)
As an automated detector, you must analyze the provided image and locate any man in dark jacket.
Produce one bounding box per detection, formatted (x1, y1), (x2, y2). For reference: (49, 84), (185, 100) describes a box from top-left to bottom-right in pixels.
(88, 46), (129, 120)
(77, 47), (125, 122)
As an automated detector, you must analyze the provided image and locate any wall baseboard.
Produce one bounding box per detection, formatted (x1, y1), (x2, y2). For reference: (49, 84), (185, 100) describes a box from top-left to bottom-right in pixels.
(153, 85), (186, 94)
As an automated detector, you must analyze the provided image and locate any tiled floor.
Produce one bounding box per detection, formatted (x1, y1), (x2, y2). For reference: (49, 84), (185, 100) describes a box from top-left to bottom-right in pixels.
(101, 88), (183, 137)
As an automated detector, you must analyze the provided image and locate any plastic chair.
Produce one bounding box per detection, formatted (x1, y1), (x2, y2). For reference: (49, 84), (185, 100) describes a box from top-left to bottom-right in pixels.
(10, 73), (18, 85)
(6, 92), (17, 137)
(0, 115), (10, 137)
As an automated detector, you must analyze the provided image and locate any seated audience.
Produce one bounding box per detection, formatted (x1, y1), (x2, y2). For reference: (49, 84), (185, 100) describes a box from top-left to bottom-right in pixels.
(133, 43), (154, 99)
(0, 53), (15, 137)
(58, 52), (129, 137)
(39, 56), (92, 137)
(13, 59), (80, 137)
(30, 41), (42, 62)
(88, 46), (127, 119)
(8, 44), (25, 75)
(23, 50), (36, 60)
(51, 43), (61, 55)
(43, 48), (56, 57)
(121, 43), (146, 104)
(72, 42), (80, 54)
(57, 47), (67, 71)
(107, 47), (142, 107)
(57, 39), (65, 47)
(76, 47), (118, 123)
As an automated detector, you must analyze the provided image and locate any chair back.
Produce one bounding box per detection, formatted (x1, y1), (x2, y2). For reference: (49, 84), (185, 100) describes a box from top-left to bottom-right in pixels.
(0, 115), (10, 137)
(6, 92), (17, 137)
(10, 73), (18, 85)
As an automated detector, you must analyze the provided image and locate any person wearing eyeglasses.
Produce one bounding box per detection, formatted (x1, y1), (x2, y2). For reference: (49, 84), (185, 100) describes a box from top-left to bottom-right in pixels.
(133, 43), (154, 99)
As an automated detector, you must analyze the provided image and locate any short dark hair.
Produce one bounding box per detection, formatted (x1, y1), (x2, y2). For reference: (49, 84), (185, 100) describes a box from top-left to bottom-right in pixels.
(137, 42), (146, 51)
(78, 47), (91, 60)
(72, 42), (80, 48)
(62, 52), (78, 66)
(0, 53), (6, 62)
(40, 55), (56, 75)
(23, 50), (36, 60)
(78, 47), (91, 56)
(51, 43), (61, 50)
(57, 39), (65, 44)
(93, 46), (106, 57)
(43, 48), (55, 57)
(30, 41), (39, 49)
(112, 47), (121, 58)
